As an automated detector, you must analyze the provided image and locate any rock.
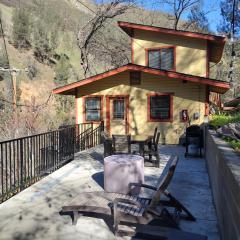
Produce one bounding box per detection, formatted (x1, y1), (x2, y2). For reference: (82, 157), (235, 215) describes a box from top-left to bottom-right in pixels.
(217, 123), (240, 140)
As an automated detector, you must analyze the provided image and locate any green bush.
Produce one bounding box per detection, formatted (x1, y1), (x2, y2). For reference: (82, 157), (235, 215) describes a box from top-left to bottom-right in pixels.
(222, 137), (240, 152)
(209, 113), (240, 128)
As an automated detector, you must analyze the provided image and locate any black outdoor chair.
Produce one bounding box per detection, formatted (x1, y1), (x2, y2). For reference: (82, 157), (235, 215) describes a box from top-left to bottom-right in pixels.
(112, 134), (131, 154)
(101, 131), (113, 157)
(143, 132), (161, 167)
(185, 125), (203, 158)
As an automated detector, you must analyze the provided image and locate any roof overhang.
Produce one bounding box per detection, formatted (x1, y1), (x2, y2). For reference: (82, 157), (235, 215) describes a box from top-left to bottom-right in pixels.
(224, 97), (240, 107)
(53, 64), (230, 95)
(118, 21), (226, 63)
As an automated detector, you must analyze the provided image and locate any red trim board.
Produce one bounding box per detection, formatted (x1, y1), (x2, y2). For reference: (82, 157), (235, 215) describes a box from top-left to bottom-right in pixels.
(53, 64), (230, 95)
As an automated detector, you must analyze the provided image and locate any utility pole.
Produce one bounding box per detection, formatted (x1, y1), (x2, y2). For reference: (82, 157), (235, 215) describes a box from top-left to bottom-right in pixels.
(0, 67), (29, 109)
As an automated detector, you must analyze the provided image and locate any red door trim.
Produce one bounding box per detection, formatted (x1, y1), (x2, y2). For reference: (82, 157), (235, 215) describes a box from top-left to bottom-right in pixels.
(106, 95), (130, 135)
(205, 86), (210, 116)
(75, 89), (78, 125)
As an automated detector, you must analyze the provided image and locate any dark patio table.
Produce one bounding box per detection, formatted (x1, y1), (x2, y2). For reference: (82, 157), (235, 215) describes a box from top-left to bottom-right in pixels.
(131, 135), (152, 156)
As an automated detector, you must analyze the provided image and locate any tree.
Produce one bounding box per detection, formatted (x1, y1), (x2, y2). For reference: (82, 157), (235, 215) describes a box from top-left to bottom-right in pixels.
(12, 7), (31, 49)
(217, 0), (240, 99)
(33, 20), (59, 63)
(218, 0), (240, 36)
(157, 0), (200, 30)
(184, 4), (209, 32)
(77, 0), (135, 77)
(54, 54), (71, 87)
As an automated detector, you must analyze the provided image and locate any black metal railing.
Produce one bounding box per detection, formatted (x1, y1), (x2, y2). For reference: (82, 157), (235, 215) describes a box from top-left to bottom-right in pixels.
(0, 122), (104, 203)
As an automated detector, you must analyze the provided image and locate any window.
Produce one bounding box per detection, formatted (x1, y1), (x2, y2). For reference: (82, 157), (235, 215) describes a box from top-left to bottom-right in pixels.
(147, 47), (175, 71)
(85, 97), (102, 121)
(148, 94), (172, 121)
(130, 71), (141, 85)
(113, 99), (125, 119)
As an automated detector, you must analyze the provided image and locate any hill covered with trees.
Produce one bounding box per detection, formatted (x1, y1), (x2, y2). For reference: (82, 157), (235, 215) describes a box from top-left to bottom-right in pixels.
(0, 0), (237, 140)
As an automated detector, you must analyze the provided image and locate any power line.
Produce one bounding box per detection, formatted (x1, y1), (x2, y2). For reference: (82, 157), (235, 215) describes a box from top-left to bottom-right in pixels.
(76, 0), (96, 14)
(76, 0), (159, 63)
(0, 15), (52, 109)
(0, 93), (53, 109)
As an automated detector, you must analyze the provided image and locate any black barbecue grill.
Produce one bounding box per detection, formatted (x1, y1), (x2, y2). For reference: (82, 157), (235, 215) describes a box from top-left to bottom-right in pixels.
(185, 125), (203, 157)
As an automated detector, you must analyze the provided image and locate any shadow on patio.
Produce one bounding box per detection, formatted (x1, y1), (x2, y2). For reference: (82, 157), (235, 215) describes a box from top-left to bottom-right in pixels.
(0, 145), (219, 240)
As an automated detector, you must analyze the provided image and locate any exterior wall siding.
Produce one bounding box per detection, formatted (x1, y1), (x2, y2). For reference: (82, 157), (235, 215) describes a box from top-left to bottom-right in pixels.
(132, 30), (207, 77)
(76, 72), (206, 144)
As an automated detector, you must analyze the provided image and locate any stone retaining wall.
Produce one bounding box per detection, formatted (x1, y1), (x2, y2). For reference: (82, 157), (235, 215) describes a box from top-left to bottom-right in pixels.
(206, 130), (240, 240)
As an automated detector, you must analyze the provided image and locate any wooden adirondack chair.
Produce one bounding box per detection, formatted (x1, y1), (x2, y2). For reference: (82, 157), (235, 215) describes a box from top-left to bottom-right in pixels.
(61, 156), (182, 236)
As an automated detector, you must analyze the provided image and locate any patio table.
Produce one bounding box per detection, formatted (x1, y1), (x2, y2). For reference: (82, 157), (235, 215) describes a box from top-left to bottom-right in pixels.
(104, 154), (144, 194)
(131, 134), (152, 156)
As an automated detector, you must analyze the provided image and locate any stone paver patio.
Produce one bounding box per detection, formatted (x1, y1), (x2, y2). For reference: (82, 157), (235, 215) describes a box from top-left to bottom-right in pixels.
(0, 145), (219, 240)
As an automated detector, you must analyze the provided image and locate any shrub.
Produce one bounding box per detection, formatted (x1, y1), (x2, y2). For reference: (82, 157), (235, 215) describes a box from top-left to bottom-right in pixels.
(209, 113), (240, 128)
(12, 7), (31, 49)
(27, 59), (38, 80)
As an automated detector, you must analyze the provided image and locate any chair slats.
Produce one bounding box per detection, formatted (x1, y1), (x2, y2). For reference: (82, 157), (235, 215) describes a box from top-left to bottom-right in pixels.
(112, 135), (131, 154)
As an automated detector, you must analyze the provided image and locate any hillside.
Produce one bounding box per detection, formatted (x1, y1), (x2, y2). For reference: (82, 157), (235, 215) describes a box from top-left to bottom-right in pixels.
(0, 0), (175, 101)
(0, 0), (179, 140)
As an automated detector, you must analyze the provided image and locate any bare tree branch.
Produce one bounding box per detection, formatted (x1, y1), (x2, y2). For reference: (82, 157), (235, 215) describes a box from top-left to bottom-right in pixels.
(77, 0), (135, 77)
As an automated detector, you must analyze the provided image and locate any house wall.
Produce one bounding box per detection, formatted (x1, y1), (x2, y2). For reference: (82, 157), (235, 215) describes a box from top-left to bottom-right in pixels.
(132, 30), (208, 77)
(76, 72), (206, 144)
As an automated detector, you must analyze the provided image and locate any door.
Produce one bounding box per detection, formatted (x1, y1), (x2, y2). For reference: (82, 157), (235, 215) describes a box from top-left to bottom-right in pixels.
(106, 96), (129, 135)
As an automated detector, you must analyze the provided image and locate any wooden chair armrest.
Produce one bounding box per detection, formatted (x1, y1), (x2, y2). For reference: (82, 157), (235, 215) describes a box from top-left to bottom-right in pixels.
(129, 182), (158, 193)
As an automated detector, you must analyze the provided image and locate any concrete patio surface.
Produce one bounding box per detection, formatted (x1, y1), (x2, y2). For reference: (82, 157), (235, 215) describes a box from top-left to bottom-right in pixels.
(0, 145), (219, 240)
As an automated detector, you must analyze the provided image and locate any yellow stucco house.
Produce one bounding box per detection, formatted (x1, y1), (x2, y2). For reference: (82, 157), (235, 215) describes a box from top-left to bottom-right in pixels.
(53, 21), (230, 144)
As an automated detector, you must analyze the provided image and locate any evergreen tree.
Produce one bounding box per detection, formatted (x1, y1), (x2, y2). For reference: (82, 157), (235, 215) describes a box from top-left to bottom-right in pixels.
(12, 7), (31, 48)
(218, 0), (240, 36)
(54, 54), (71, 86)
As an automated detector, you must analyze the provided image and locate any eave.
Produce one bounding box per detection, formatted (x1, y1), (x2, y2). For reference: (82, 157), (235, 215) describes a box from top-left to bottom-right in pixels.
(52, 64), (230, 95)
(118, 21), (226, 63)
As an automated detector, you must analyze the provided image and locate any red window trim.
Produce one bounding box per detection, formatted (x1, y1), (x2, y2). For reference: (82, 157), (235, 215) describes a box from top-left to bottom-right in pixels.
(147, 93), (174, 122)
(206, 41), (210, 78)
(145, 46), (176, 71)
(82, 95), (104, 123)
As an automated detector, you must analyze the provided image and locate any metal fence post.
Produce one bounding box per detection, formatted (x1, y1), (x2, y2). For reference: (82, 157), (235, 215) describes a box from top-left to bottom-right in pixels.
(20, 139), (24, 190)
(91, 123), (93, 147)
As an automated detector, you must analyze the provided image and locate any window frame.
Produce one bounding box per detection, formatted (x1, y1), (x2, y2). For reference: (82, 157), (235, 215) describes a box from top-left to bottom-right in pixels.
(112, 98), (125, 120)
(147, 93), (174, 122)
(83, 95), (103, 123)
(145, 46), (176, 71)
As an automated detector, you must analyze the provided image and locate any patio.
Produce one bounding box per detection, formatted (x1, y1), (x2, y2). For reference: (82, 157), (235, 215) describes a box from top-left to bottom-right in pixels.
(0, 145), (219, 240)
